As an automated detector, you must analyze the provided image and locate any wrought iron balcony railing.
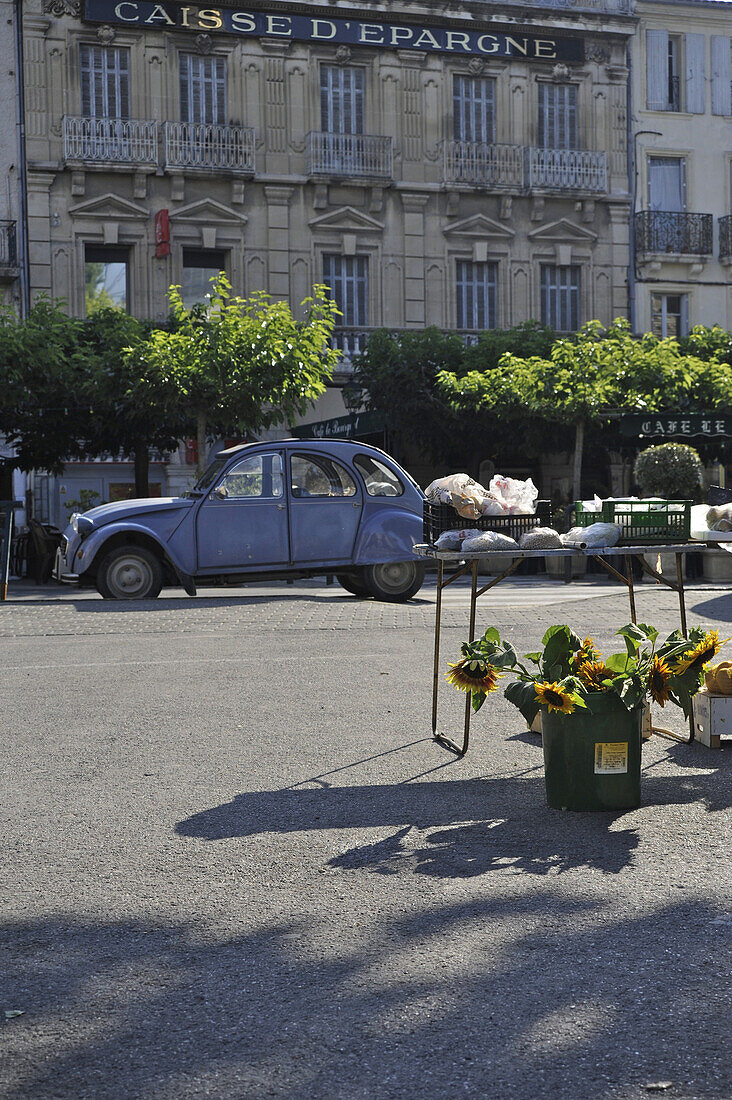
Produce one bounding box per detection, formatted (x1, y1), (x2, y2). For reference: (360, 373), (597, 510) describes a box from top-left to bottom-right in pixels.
(528, 148), (607, 192)
(163, 122), (255, 172)
(63, 116), (158, 165)
(0, 221), (18, 269)
(635, 211), (714, 256)
(306, 133), (392, 181)
(442, 141), (524, 189)
(720, 216), (732, 261)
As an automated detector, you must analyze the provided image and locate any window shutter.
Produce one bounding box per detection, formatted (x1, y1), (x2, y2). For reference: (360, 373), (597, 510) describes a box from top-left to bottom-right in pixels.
(711, 36), (732, 115)
(179, 55), (191, 123)
(646, 30), (668, 110)
(685, 33), (706, 114)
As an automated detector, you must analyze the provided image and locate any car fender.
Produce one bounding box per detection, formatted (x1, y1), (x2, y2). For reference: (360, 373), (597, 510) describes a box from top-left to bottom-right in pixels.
(353, 507), (423, 565)
(72, 522), (193, 584)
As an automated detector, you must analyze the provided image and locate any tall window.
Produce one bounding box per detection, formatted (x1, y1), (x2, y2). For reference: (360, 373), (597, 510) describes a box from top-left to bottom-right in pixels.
(179, 54), (226, 125)
(652, 293), (688, 338)
(85, 245), (128, 315)
(80, 45), (130, 118)
(453, 76), (495, 143)
(666, 36), (682, 111)
(323, 255), (368, 327)
(320, 66), (364, 134)
(648, 156), (686, 211)
(181, 248), (227, 308)
(538, 84), (578, 150)
(456, 261), (497, 331)
(541, 265), (580, 332)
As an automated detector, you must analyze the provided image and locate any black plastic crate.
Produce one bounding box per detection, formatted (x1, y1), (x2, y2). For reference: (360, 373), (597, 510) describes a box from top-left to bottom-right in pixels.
(423, 500), (551, 545)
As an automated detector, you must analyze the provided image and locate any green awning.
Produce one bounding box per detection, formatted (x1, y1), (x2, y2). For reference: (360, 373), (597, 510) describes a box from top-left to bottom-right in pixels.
(290, 410), (385, 441)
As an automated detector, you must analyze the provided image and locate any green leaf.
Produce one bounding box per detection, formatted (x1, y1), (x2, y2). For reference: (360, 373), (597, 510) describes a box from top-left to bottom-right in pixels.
(504, 680), (540, 725)
(482, 627), (501, 645)
(605, 652), (631, 674)
(524, 652), (541, 665)
(472, 690), (487, 713)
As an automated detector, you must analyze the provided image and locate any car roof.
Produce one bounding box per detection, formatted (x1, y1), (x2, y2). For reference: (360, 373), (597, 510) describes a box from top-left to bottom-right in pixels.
(218, 439), (387, 458)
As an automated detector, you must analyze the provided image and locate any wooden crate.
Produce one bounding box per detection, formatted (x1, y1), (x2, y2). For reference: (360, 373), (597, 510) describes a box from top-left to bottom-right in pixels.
(692, 689), (732, 749)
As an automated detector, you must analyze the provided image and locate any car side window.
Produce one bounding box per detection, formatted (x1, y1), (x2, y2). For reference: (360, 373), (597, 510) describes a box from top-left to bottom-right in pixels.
(218, 454), (283, 499)
(290, 454), (357, 498)
(354, 455), (404, 497)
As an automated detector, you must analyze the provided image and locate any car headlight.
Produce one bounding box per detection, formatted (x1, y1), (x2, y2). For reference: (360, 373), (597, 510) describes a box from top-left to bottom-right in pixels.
(70, 513), (94, 538)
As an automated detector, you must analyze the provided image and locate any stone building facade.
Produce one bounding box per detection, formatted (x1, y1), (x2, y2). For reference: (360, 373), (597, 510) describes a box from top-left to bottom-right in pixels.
(24, 0), (634, 342)
(631, 0), (732, 337)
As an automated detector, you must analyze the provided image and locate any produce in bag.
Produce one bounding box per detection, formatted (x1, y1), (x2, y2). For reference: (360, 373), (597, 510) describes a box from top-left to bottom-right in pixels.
(518, 527), (562, 550)
(561, 523), (621, 549)
(461, 531), (519, 552)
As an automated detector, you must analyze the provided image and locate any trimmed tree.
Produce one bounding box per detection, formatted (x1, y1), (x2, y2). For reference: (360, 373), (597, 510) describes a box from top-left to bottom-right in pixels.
(126, 277), (341, 476)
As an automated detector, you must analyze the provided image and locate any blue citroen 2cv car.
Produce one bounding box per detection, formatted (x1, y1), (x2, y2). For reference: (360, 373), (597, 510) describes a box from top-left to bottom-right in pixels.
(55, 440), (427, 602)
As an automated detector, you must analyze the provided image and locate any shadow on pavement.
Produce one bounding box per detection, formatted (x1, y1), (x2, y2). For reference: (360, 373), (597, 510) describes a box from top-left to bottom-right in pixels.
(688, 593), (732, 623)
(2, 898), (729, 1099)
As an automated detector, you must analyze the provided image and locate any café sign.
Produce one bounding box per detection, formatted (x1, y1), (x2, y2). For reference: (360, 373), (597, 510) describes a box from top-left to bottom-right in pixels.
(83, 0), (584, 61)
(620, 413), (731, 439)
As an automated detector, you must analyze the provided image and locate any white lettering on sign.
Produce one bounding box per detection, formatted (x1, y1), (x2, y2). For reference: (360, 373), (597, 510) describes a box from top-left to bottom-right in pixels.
(266, 15), (292, 35)
(231, 11), (256, 31)
(311, 18), (336, 39)
(144, 3), (174, 23)
(114, 1), (139, 20)
(445, 31), (471, 51)
(477, 35), (500, 54)
(390, 26), (414, 46)
(413, 28), (440, 49)
(359, 23), (384, 44)
(535, 39), (558, 58)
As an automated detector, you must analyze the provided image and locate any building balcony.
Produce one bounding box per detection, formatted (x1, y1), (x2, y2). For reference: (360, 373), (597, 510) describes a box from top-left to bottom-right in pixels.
(306, 133), (392, 181)
(163, 122), (255, 173)
(331, 328), (374, 367)
(720, 216), (732, 261)
(634, 211), (714, 257)
(63, 116), (158, 166)
(442, 141), (524, 190)
(0, 220), (18, 281)
(528, 148), (607, 193)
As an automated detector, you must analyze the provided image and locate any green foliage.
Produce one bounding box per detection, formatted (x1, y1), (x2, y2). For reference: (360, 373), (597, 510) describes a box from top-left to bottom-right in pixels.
(63, 488), (105, 515)
(127, 276), (340, 448)
(633, 442), (704, 499)
(448, 621), (712, 726)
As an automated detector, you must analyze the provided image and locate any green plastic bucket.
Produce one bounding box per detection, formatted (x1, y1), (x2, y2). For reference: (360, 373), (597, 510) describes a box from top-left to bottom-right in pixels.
(541, 692), (642, 812)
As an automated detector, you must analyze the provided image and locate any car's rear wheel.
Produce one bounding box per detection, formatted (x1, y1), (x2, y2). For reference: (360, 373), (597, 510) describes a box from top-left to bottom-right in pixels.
(362, 561), (426, 602)
(95, 545), (164, 600)
(336, 571), (370, 597)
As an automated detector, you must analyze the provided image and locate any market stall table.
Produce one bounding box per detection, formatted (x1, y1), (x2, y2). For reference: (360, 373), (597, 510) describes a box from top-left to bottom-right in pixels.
(416, 542), (712, 756)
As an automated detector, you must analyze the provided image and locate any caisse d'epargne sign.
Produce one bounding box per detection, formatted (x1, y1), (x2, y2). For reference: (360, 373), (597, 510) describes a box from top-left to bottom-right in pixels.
(82, 1), (584, 62)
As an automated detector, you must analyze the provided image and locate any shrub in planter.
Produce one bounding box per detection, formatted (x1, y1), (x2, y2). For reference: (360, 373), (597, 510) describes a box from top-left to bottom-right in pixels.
(633, 442), (703, 500)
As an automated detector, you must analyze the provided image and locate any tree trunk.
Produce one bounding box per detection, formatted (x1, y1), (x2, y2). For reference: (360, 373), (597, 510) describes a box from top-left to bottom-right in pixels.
(133, 440), (149, 498)
(196, 409), (207, 478)
(572, 418), (585, 503)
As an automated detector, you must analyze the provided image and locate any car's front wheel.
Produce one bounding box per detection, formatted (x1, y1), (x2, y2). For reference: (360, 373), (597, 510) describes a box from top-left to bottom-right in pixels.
(95, 545), (164, 600)
(362, 560), (426, 602)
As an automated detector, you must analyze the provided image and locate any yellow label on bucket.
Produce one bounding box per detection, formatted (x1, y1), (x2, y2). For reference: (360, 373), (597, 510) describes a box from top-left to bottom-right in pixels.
(594, 742), (628, 774)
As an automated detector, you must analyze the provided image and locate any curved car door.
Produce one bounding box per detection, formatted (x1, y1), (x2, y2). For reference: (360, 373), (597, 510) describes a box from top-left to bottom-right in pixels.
(288, 452), (362, 563)
(196, 451), (289, 571)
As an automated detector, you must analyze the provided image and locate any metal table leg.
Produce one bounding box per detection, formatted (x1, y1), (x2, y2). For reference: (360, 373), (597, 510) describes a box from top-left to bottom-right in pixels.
(434, 560), (479, 757)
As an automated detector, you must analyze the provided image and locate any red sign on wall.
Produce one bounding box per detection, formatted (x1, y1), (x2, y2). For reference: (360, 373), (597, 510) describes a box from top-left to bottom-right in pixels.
(154, 209), (170, 258)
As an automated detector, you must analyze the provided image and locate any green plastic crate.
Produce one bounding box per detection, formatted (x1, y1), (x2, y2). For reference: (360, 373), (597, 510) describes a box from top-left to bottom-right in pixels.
(573, 499), (691, 545)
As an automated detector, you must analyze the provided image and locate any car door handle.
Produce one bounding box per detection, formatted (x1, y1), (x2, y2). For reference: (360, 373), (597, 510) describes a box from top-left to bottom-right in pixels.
(353, 502), (360, 508)
(276, 503), (285, 510)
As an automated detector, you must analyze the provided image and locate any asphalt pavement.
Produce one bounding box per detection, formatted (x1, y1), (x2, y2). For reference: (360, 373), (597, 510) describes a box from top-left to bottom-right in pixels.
(1, 576), (731, 1099)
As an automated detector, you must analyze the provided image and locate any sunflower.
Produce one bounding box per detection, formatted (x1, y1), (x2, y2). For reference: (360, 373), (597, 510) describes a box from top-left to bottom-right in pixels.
(648, 654), (672, 706)
(674, 630), (727, 676)
(535, 681), (577, 714)
(446, 657), (501, 695)
(570, 636), (601, 669)
(576, 660), (613, 692)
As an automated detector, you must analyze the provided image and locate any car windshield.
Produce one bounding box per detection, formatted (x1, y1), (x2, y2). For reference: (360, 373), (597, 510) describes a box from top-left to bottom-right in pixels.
(191, 455), (229, 493)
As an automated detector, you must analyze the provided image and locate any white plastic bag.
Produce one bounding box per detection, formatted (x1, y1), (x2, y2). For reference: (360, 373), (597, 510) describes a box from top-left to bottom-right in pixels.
(489, 475), (538, 516)
(561, 523), (621, 549)
(461, 531), (519, 552)
(707, 504), (732, 531)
